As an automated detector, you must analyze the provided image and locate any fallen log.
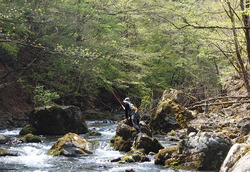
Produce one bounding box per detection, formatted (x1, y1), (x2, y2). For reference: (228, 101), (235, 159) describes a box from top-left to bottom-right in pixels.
(190, 100), (250, 109)
(189, 96), (249, 108)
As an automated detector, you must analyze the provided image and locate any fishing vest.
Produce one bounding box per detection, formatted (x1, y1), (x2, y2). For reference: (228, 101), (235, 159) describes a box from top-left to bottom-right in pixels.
(128, 103), (138, 113)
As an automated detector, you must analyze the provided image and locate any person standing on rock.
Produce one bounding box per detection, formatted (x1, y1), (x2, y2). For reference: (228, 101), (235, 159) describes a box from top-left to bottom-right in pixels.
(123, 97), (141, 134)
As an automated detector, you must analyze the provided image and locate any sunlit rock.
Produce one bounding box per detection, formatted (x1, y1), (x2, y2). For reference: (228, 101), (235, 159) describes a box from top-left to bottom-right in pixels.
(150, 99), (195, 134)
(159, 89), (197, 107)
(220, 143), (250, 172)
(47, 132), (92, 156)
(112, 150), (150, 163)
(21, 133), (41, 143)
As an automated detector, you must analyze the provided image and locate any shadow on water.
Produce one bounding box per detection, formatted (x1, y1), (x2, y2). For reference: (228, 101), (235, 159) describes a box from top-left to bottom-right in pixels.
(0, 121), (195, 172)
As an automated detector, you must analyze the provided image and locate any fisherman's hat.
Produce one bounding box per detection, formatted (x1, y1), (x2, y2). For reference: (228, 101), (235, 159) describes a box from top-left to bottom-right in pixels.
(123, 97), (131, 104)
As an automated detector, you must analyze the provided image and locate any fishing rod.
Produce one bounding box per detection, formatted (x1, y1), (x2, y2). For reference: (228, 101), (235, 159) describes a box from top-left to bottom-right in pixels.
(106, 84), (125, 110)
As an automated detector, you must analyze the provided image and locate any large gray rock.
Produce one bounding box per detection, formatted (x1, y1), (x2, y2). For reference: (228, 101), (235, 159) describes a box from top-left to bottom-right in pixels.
(178, 132), (231, 170)
(220, 143), (250, 172)
(154, 132), (231, 171)
(25, 105), (88, 135)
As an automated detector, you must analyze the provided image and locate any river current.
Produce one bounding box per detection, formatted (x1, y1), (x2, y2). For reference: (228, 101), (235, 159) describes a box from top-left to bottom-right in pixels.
(0, 121), (192, 172)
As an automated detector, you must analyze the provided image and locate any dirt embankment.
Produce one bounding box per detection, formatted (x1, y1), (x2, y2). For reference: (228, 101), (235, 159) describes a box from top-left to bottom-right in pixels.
(0, 62), (33, 129)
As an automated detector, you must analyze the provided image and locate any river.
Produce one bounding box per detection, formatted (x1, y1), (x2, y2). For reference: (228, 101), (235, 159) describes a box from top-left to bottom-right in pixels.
(0, 121), (193, 172)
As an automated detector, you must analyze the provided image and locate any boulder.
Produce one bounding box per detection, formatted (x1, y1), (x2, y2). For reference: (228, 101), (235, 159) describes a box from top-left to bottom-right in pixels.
(19, 124), (38, 135)
(47, 132), (92, 156)
(150, 99), (195, 134)
(21, 133), (41, 143)
(12, 133), (42, 144)
(0, 149), (18, 156)
(154, 145), (178, 165)
(132, 133), (164, 154)
(117, 150), (150, 163)
(220, 143), (250, 172)
(159, 89), (197, 107)
(110, 119), (152, 152)
(154, 132), (231, 171)
(0, 134), (9, 144)
(24, 105), (88, 135)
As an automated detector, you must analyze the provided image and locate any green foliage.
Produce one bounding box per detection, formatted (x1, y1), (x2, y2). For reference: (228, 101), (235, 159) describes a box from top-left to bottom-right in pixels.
(33, 85), (60, 106)
(1, 0), (235, 112)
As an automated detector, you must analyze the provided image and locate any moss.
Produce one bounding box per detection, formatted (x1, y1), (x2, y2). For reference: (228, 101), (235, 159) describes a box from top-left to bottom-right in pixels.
(47, 149), (61, 156)
(120, 154), (135, 163)
(47, 132), (90, 156)
(119, 150), (149, 163)
(0, 149), (17, 156)
(22, 133), (41, 143)
(19, 125), (38, 135)
(110, 137), (115, 147)
(167, 130), (176, 136)
(0, 149), (9, 155)
(86, 131), (101, 136)
(82, 122), (89, 133)
(164, 146), (176, 154)
(89, 140), (100, 149)
(114, 136), (125, 150)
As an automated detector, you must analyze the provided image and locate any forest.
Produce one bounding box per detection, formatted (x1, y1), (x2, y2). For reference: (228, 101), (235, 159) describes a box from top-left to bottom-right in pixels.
(1, 0), (249, 113)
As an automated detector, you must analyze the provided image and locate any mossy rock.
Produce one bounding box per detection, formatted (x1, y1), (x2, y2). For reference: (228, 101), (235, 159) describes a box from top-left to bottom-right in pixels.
(154, 146), (178, 165)
(119, 150), (150, 163)
(21, 133), (41, 143)
(167, 132), (231, 171)
(19, 124), (38, 135)
(132, 133), (164, 154)
(0, 149), (17, 156)
(150, 99), (194, 134)
(110, 137), (115, 147)
(110, 119), (137, 152)
(47, 132), (92, 156)
(28, 105), (88, 135)
(86, 131), (102, 136)
(113, 136), (133, 152)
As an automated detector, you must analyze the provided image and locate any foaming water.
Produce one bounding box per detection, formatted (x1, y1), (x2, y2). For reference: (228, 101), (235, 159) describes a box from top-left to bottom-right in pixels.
(1, 128), (21, 136)
(0, 121), (184, 172)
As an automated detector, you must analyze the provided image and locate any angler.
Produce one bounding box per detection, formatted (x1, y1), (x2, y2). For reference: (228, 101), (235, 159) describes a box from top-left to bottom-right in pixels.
(123, 97), (141, 134)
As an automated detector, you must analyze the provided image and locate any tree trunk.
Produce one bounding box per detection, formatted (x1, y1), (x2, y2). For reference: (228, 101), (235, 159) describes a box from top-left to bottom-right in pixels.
(228, 2), (250, 96)
(241, 0), (250, 63)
